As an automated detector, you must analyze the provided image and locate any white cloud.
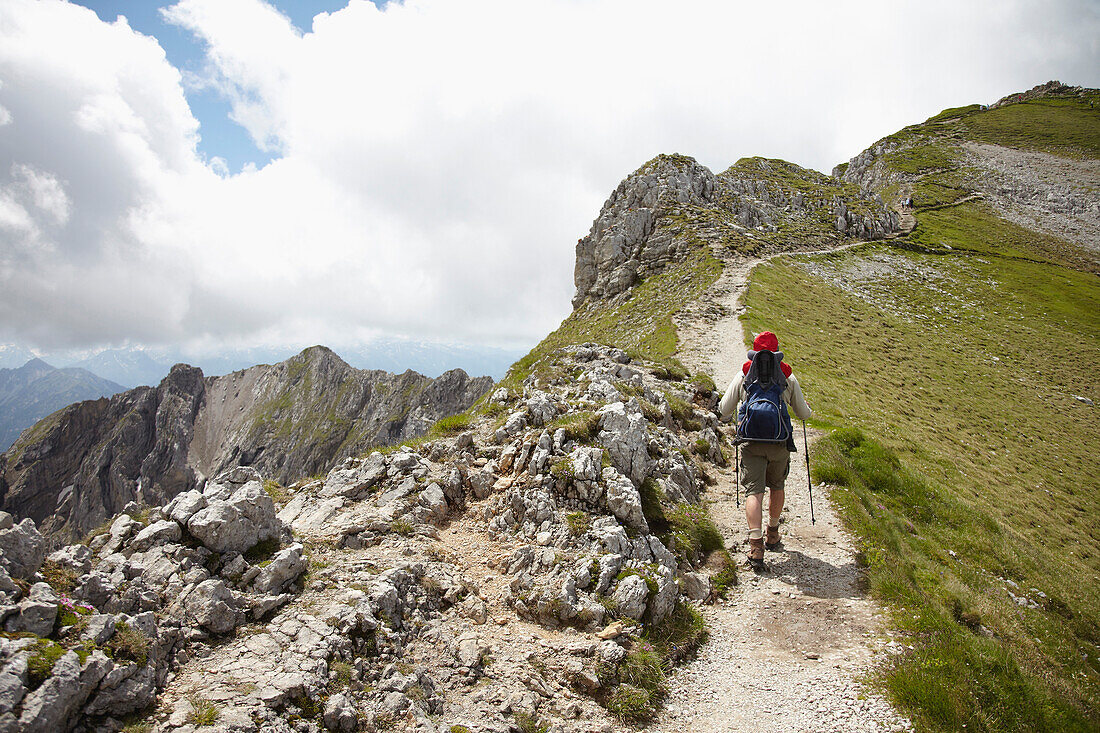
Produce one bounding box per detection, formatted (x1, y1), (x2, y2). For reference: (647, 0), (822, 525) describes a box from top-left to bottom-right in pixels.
(0, 0), (1098, 357)
(10, 164), (71, 224)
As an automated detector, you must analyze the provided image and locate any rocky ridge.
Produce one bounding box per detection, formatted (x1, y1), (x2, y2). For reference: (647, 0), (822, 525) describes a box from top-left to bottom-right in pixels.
(0, 466), (307, 732)
(0, 342), (735, 732)
(0, 347), (492, 541)
(573, 154), (899, 306)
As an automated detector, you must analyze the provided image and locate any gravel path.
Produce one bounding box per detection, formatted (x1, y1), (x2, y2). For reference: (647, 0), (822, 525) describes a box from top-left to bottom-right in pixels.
(662, 251), (913, 733)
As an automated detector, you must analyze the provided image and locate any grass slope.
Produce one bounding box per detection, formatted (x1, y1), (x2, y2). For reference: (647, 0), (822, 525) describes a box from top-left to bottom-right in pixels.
(499, 247), (722, 392)
(742, 203), (1099, 729)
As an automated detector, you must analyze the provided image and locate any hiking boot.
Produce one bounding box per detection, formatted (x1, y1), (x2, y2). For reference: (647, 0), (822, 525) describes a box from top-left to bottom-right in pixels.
(765, 524), (781, 550)
(747, 537), (765, 570)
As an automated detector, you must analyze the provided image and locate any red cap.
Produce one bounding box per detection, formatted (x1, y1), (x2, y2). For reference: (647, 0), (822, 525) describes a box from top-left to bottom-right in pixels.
(753, 331), (779, 352)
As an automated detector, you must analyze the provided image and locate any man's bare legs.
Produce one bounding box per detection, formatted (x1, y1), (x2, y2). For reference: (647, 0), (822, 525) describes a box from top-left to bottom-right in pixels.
(744, 488), (784, 532)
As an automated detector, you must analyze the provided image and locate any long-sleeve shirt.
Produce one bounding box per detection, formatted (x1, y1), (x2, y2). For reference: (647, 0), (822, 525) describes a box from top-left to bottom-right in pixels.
(718, 371), (813, 423)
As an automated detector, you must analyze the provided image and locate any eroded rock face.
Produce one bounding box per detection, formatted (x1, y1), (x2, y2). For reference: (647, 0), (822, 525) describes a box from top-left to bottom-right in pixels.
(573, 154), (900, 307)
(0, 347), (492, 540)
(574, 155), (716, 306)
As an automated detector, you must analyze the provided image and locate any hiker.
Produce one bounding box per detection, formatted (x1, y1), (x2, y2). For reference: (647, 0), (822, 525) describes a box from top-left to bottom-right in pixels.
(718, 331), (812, 569)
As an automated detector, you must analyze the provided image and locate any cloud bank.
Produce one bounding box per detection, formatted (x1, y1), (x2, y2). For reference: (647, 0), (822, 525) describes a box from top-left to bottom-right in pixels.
(1, 0), (1098, 355)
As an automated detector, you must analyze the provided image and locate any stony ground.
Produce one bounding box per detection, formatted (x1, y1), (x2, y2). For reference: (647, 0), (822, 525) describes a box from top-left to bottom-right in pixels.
(964, 141), (1100, 252)
(668, 250), (912, 733)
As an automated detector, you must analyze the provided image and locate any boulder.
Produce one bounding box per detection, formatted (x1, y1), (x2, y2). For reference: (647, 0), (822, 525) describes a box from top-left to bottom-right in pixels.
(15, 650), (110, 732)
(0, 654), (26, 716)
(602, 467), (648, 532)
(179, 579), (241, 634)
(187, 481), (279, 554)
(681, 571), (711, 601)
(323, 692), (358, 732)
(569, 447), (603, 482)
(0, 518), (46, 580)
(597, 400), (652, 486)
(128, 520), (182, 552)
(250, 544), (307, 595)
(467, 470), (495, 501)
(45, 545), (92, 577)
(613, 574), (649, 620)
(649, 566), (679, 621)
(165, 489), (206, 526)
(324, 454), (387, 499)
(5, 600), (56, 637)
(417, 483), (448, 523)
(525, 392), (558, 426)
(98, 515), (141, 557)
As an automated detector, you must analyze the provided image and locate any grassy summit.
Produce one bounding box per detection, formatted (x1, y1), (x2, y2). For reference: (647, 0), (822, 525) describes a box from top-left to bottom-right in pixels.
(745, 89), (1100, 731)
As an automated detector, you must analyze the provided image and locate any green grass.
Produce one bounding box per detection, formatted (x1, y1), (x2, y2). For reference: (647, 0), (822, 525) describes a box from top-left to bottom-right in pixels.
(564, 511), (591, 536)
(599, 601), (708, 723)
(548, 410), (600, 444)
(815, 429), (1094, 732)
(262, 479), (290, 506)
(40, 559), (78, 594)
(907, 201), (1099, 274)
(960, 94), (1100, 159)
(185, 694), (221, 727)
(512, 712), (550, 733)
(499, 247), (722, 394)
(105, 621), (149, 666)
(432, 413), (473, 434)
(742, 200), (1100, 730)
(664, 503), (723, 564)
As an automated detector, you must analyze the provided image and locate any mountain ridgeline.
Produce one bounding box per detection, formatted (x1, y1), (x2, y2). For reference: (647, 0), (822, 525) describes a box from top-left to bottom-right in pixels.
(0, 346), (491, 540)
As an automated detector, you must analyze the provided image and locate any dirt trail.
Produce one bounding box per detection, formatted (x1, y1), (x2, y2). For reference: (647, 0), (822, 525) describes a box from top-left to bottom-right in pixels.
(662, 252), (912, 732)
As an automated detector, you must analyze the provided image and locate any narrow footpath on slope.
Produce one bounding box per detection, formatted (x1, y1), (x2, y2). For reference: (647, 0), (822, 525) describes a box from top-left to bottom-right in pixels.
(662, 251), (913, 733)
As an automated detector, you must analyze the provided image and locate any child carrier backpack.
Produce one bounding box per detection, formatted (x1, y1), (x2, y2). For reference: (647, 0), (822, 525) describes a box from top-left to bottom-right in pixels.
(736, 350), (794, 443)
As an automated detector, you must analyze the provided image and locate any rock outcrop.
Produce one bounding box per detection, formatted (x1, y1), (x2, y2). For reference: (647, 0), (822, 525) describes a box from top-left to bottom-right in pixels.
(0, 467), (307, 732)
(573, 154), (899, 306)
(0, 347), (492, 540)
(0, 342), (731, 732)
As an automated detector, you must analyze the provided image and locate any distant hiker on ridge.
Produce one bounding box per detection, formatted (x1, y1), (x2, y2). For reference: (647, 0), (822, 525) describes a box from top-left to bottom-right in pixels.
(719, 331), (812, 570)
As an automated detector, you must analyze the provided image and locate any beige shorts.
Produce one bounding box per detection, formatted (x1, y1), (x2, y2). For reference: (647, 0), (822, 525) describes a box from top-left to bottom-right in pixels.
(739, 442), (791, 496)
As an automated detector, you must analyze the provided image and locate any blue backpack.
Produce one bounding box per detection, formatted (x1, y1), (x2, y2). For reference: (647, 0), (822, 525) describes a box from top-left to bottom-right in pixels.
(736, 350), (793, 443)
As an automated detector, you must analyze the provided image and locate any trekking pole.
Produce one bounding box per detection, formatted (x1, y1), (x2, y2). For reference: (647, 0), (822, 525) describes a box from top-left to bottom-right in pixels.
(735, 442), (740, 509)
(802, 420), (814, 525)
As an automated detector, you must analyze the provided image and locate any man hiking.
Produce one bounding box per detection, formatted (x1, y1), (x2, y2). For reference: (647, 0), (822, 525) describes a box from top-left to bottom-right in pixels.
(718, 331), (812, 569)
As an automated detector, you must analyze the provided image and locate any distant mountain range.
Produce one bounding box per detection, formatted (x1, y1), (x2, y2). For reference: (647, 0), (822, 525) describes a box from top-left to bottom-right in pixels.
(0, 339), (524, 388)
(0, 346), (492, 539)
(0, 359), (125, 450)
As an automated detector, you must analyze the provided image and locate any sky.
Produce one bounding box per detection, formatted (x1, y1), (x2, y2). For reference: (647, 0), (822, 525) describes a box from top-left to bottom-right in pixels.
(1, 0), (1098, 368)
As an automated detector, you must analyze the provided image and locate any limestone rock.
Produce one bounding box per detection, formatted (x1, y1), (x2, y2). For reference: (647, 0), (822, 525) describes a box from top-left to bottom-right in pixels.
(164, 489), (205, 526)
(602, 467), (648, 532)
(0, 518), (45, 580)
(178, 579), (241, 634)
(251, 544), (307, 595)
(597, 400), (652, 486)
(128, 519), (181, 552)
(681, 571), (711, 601)
(323, 692), (358, 731)
(613, 575), (649, 620)
(15, 650), (110, 732)
(187, 478), (279, 554)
